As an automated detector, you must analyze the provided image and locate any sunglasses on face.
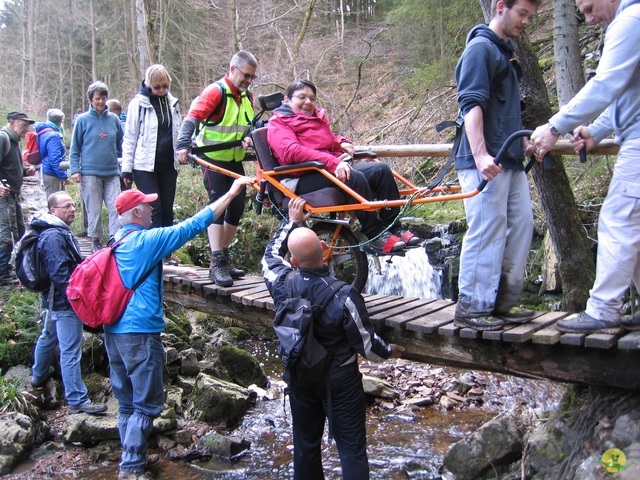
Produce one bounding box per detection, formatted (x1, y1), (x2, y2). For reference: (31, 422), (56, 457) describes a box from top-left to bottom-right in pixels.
(237, 68), (258, 81)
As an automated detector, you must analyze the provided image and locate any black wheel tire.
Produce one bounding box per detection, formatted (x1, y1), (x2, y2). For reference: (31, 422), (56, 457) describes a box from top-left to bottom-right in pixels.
(311, 222), (368, 292)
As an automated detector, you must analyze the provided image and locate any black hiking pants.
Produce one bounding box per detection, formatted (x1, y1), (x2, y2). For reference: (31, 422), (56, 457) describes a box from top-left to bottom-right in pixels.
(288, 360), (369, 480)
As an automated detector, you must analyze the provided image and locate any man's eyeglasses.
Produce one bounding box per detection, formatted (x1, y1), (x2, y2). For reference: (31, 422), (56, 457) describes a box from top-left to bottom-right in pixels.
(292, 94), (317, 103)
(52, 203), (76, 210)
(151, 83), (169, 90)
(237, 68), (258, 81)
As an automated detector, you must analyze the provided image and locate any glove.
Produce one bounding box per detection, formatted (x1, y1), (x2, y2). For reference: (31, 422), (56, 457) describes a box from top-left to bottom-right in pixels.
(120, 171), (133, 189)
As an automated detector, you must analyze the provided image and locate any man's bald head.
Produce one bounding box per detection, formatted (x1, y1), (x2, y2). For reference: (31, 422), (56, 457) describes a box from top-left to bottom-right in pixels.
(288, 228), (325, 268)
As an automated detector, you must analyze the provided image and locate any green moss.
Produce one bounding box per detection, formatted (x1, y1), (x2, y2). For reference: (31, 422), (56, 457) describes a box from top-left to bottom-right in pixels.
(409, 202), (465, 224)
(226, 327), (251, 342)
(217, 344), (268, 388)
(82, 372), (107, 399)
(0, 289), (40, 371)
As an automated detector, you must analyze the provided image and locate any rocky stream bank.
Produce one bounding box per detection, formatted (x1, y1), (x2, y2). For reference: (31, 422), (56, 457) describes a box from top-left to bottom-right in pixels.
(1, 311), (639, 480)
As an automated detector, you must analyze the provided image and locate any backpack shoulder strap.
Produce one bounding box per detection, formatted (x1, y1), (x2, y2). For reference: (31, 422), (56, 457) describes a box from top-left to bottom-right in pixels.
(431, 113), (464, 190)
(202, 81), (228, 126)
(110, 229), (158, 290)
(311, 277), (349, 319)
(0, 131), (10, 157)
(284, 271), (348, 313)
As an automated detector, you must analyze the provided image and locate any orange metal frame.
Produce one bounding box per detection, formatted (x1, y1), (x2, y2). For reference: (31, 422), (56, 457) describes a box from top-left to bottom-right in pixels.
(189, 155), (476, 217)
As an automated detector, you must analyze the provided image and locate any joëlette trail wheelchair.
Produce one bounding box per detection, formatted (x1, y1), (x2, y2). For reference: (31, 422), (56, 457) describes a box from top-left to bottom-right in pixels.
(189, 92), (546, 292)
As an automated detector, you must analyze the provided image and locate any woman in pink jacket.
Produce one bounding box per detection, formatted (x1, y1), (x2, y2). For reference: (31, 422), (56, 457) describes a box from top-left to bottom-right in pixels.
(267, 79), (420, 254)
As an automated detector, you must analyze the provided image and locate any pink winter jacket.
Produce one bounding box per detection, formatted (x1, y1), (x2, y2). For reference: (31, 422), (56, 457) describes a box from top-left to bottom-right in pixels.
(267, 105), (351, 175)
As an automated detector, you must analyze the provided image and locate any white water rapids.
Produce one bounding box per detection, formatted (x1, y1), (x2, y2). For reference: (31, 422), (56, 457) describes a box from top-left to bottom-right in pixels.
(364, 247), (442, 300)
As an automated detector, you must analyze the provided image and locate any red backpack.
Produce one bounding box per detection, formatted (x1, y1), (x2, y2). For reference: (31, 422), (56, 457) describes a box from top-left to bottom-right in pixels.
(66, 231), (157, 328)
(23, 128), (54, 165)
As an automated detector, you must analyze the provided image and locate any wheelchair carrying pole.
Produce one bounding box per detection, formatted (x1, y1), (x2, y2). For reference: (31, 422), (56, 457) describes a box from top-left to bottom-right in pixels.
(186, 153), (260, 192)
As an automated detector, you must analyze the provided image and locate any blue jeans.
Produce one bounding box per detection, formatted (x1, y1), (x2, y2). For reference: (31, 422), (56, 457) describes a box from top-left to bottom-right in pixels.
(32, 308), (90, 407)
(104, 333), (165, 473)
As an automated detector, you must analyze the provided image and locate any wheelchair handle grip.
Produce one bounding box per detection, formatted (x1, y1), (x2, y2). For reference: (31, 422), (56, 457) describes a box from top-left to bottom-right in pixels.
(476, 129), (533, 192)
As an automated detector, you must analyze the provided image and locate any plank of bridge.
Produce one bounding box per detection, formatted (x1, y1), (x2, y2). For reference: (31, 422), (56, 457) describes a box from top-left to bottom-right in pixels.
(501, 311), (569, 343)
(168, 267), (210, 287)
(584, 333), (620, 349)
(482, 323), (521, 341)
(190, 278), (215, 291)
(370, 298), (434, 328)
(208, 278), (266, 297)
(560, 333), (585, 346)
(366, 296), (413, 316)
(242, 290), (274, 308)
(402, 301), (456, 333)
(232, 284), (269, 305)
(532, 326), (562, 345)
(364, 295), (401, 309)
(438, 322), (459, 337)
(618, 331), (640, 350)
(459, 326), (482, 339)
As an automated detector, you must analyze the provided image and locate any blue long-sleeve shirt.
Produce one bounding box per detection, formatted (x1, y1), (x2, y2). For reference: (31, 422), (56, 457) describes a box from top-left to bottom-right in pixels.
(104, 206), (215, 334)
(69, 106), (123, 177)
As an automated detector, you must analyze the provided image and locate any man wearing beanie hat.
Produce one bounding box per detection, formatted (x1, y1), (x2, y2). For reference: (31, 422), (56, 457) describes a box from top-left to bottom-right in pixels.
(104, 176), (253, 480)
(0, 111), (37, 285)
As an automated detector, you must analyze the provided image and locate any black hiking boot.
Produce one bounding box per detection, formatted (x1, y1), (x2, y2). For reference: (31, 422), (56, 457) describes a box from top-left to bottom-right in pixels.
(210, 251), (233, 287)
(223, 248), (245, 279)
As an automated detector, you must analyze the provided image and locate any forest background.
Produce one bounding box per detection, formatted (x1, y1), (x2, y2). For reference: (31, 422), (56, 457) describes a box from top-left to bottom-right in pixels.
(0, 0), (610, 309)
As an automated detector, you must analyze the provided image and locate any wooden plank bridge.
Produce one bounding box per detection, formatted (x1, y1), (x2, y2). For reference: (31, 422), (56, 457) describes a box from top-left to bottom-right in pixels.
(71, 139), (632, 390)
(150, 265), (640, 391)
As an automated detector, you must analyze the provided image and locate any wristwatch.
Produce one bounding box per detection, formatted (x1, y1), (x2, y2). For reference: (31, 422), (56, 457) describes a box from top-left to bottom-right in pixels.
(548, 124), (560, 137)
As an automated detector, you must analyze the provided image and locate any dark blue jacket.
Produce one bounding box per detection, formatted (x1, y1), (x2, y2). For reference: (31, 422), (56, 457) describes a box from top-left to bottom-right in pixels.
(36, 121), (67, 180)
(455, 24), (525, 170)
(262, 220), (392, 368)
(31, 214), (83, 310)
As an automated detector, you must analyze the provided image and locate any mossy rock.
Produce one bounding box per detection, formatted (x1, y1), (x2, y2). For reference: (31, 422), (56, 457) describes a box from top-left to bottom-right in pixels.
(217, 344), (268, 388)
(190, 373), (257, 427)
(226, 327), (251, 342)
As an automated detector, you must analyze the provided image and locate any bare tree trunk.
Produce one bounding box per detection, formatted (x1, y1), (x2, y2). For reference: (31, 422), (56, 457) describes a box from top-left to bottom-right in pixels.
(478, 0), (595, 311)
(21, 0), (27, 108)
(232, 0), (240, 51)
(553, 0), (584, 104)
(90, 0), (97, 80)
(294, 0), (317, 64)
(136, 0), (152, 78)
(26, 0), (37, 106)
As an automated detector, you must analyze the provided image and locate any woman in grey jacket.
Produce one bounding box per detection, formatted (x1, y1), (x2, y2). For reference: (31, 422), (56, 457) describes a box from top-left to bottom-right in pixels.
(121, 64), (182, 230)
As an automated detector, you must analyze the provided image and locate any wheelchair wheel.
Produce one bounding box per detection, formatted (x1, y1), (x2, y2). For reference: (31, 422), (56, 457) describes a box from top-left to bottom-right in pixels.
(311, 222), (369, 292)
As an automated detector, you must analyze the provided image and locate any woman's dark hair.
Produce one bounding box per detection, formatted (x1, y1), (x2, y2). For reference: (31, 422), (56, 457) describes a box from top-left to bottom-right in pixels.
(284, 80), (317, 99)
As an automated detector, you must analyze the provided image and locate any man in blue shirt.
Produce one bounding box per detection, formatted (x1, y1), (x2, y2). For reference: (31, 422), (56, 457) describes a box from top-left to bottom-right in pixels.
(106, 176), (253, 480)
